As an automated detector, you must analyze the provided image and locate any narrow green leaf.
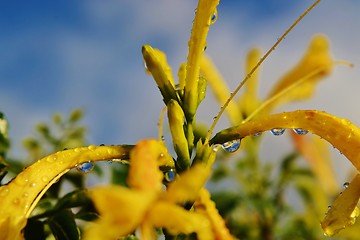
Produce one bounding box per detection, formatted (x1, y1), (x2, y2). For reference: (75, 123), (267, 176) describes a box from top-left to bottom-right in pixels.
(47, 209), (80, 240)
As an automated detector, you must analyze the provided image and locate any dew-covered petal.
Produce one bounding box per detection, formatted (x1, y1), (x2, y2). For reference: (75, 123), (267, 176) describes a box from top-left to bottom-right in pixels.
(321, 174), (360, 236)
(142, 45), (177, 104)
(194, 189), (233, 240)
(128, 139), (172, 192)
(85, 186), (155, 239)
(210, 110), (360, 171)
(183, 0), (220, 121)
(0, 144), (133, 237)
(264, 35), (333, 112)
(147, 201), (213, 240)
(200, 55), (242, 124)
(163, 164), (210, 204)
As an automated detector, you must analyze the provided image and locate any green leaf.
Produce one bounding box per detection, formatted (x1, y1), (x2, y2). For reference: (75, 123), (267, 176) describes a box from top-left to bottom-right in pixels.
(55, 189), (91, 210)
(68, 109), (84, 123)
(47, 209), (80, 240)
(0, 112), (10, 156)
(111, 163), (129, 186)
(24, 218), (46, 240)
(211, 191), (240, 216)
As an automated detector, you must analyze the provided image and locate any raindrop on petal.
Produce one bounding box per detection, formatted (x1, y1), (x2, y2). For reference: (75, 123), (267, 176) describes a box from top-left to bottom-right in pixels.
(270, 128), (285, 136)
(0, 186), (9, 196)
(164, 169), (176, 183)
(221, 139), (241, 153)
(343, 182), (350, 189)
(143, 60), (151, 74)
(293, 128), (309, 135)
(210, 8), (218, 24)
(212, 144), (221, 152)
(76, 161), (94, 174)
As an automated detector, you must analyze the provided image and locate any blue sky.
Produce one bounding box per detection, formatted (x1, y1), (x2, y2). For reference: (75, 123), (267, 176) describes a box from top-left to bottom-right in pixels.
(1, 0), (360, 180)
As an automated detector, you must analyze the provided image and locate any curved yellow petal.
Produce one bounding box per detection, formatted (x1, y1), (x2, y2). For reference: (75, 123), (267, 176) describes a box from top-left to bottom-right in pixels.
(147, 201), (213, 240)
(163, 164), (210, 204)
(184, 0), (220, 120)
(321, 174), (360, 236)
(84, 186), (155, 239)
(142, 45), (177, 104)
(128, 139), (173, 192)
(0, 217), (25, 240)
(211, 110), (360, 171)
(265, 35), (333, 111)
(200, 55), (242, 124)
(195, 189), (233, 240)
(0, 145), (133, 239)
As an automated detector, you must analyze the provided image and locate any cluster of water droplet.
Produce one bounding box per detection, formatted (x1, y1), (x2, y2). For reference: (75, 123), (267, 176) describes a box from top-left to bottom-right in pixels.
(219, 128), (310, 153)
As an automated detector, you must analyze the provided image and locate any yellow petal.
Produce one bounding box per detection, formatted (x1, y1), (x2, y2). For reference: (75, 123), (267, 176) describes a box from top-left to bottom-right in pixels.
(147, 201), (213, 240)
(163, 163), (210, 203)
(200, 54), (242, 124)
(0, 217), (25, 240)
(211, 110), (360, 171)
(128, 139), (171, 192)
(178, 62), (187, 90)
(0, 145), (133, 237)
(167, 99), (191, 170)
(291, 132), (338, 195)
(265, 35), (333, 111)
(142, 45), (177, 104)
(183, 0), (220, 121)
(238, 48), (262, 119)
(195, 189), (233, 240)
(85, 186), (155, 239)
(321, 174), (360, 236)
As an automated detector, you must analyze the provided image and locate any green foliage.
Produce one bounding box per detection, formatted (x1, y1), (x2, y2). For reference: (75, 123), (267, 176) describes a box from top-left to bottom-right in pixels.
(210, 138), (329, 239)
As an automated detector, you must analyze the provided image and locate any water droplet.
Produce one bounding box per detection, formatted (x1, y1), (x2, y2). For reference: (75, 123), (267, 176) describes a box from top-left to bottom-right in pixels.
(209, 8), (218, 24)
(253, 132), (262, 137)
(212, 144), (221, 152)
(13, 198), (20, 205)
(293, 128), (308, 135)
(88, 145), (96, 151)
(23, 192), (29, 198)
(221, 139), (241, 153)
(270, 128), (285, 136)
(343, 182), (350, 189)
(30, 182), (36, 187)
(76, 161), (94, 174)
(46, 155), (57, 162)
(164, 169), (176, 183)
(203, 44), (207, 52)
(143, 60), (151, 74)
(0, 186), (9, 196)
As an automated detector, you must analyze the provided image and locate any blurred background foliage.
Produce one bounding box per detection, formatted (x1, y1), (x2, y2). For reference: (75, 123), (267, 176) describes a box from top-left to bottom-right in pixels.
(1, 109), (360, 239)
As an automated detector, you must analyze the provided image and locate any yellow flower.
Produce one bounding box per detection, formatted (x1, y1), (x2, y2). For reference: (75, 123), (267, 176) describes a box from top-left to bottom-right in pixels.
(210, 110), (360, 236)
(84, 139), (216, 240)
(0, 144), (154, 240)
